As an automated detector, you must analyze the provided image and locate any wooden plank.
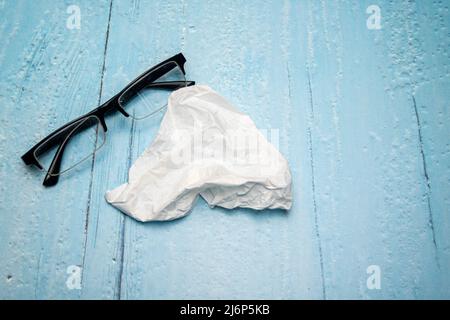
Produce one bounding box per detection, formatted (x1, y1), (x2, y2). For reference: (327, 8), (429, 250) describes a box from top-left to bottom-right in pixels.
(303, 0), (444, 298)
(412, 0), (450, 297)
(78, 0), (184, 299)
(82, 0), (325, 299)
(414, 79), (450, 297)
(0, 0), (112, 298)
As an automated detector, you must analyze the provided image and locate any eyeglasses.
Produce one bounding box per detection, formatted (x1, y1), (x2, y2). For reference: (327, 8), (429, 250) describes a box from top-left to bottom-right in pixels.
(21, 53), (195, 186)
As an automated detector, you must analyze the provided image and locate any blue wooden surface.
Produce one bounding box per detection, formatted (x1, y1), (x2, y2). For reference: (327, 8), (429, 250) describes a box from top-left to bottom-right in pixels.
(0, 0), (449, 299)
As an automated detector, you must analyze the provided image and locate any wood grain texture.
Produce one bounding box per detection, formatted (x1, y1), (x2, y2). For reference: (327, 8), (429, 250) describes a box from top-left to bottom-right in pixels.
(0, 0), (113, 299)
(0, 0), (448, 299)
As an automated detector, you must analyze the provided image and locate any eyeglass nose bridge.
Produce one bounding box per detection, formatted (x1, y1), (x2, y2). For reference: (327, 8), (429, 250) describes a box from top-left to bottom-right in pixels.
(94, 108), (127, 133)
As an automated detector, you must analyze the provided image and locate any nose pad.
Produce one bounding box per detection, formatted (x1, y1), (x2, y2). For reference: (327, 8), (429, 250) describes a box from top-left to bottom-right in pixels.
(98, 116), (108, 132)
(117, 105), (130, 118)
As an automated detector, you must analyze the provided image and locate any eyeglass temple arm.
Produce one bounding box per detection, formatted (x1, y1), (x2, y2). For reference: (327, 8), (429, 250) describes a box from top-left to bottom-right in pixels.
(146, 80), (195, 90)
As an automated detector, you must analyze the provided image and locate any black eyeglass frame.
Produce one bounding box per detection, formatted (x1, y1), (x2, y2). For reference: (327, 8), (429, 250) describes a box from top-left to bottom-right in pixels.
(21, 53), (195, 186)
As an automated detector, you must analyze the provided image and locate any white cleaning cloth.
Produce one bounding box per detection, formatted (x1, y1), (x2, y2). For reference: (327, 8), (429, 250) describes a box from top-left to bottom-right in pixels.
(105, 85), (292, 221)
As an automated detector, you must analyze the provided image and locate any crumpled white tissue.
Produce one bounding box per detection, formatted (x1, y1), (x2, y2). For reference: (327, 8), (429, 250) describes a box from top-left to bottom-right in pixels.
(105, 85), (292, 221)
